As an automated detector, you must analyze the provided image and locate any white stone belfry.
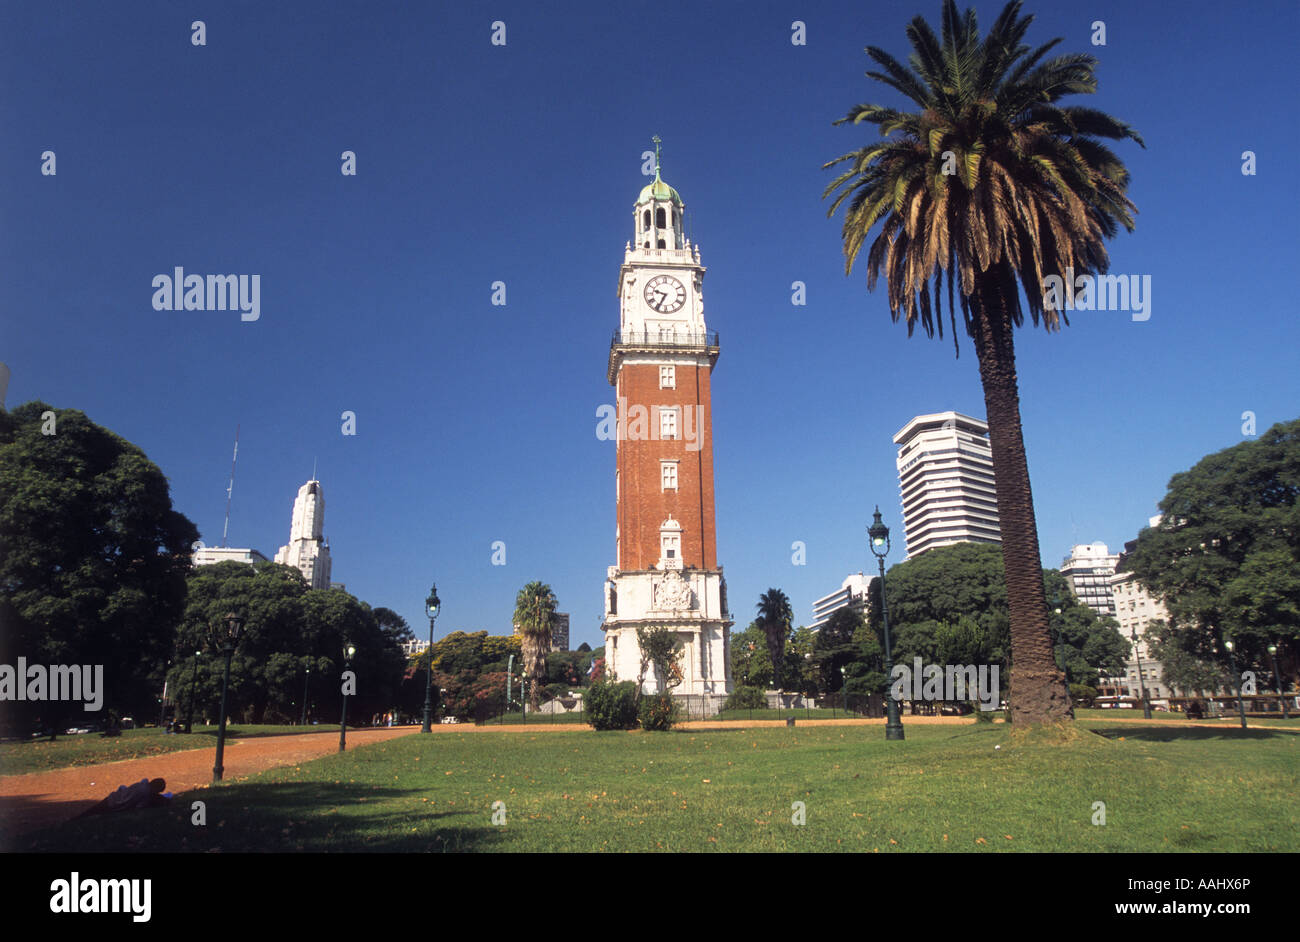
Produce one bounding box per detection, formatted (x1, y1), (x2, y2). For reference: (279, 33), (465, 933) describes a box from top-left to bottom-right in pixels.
(602, 139), (732, 711)
(274, 479), (333, 589)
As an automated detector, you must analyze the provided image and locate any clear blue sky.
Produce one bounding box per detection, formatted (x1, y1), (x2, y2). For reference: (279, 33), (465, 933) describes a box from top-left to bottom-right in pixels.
(3, 0), (1298, 649)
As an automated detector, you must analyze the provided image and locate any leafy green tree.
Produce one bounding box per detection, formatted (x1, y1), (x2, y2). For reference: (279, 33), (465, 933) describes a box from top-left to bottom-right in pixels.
(513, 581), (557, 712)
(0, 402), (198, 734)
(823, 0), (1143, 725)
(1123, 417), (1299, 687)
(756, 588), (793, 690)
(635, 626), (684, 699)
(730, 621), (772, 689)
(813, 608), (863, 693)
(1147, 622), (1231, 697)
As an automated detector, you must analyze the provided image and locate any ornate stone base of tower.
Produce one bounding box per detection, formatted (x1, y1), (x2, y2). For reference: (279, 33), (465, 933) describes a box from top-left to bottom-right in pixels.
(603, 564), (732, 708)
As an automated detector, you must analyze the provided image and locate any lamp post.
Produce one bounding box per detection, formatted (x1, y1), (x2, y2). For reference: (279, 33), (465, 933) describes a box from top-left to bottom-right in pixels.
(1052, 597), (1067, 684)
(1223, 638), (1248, 729)
(869, 506), (903, 741)
(212, 612), (245, 783)
(185, 649), (200, 733)
(839, 665), (847, 717)
(300, 664), (311, 726)
(339, 642), (356, 752)
(522, 670), (529, 724)
(1267, 643), (1288, 719)
(422, 585), (440, 733)
(1130, 627), (1153, 719)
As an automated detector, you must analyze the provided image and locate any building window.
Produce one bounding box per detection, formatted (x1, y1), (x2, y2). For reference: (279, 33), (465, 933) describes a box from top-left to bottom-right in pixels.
(661, 461), (678, 491)
(660, 365), (675, 388)
(656, 207), (666, 228)
(642, 209), (650, 230)
(660, 408), (678, 440)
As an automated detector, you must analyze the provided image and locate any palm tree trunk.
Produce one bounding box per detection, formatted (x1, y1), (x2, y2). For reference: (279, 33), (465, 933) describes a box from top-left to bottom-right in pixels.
(970, 267), (1073, 726)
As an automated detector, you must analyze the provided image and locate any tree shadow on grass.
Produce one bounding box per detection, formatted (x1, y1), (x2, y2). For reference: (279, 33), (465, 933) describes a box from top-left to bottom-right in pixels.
(14, 780), (503, 854)
(1091, 725), (1295, 742)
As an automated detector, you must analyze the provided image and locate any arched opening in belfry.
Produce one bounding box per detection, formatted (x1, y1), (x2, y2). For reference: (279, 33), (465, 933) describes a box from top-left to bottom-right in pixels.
(656, 207), (666, 228)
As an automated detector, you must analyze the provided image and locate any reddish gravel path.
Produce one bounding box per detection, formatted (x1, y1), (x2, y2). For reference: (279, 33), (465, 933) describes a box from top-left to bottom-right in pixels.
(0, 727), (418, 839)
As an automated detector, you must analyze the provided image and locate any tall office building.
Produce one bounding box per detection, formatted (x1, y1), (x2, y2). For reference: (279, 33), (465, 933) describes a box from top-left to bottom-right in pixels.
(274, 479), (332, 590)
(893, 411), (1001, 558)
(551, 613), (571, 652)
(1060, 542), (1120, 618)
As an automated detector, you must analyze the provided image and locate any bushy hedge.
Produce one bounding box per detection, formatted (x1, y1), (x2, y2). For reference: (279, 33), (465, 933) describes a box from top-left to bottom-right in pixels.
(724, 685), (768, 710)
(584, 680), (639, 730)
(638, 692), (679, 731)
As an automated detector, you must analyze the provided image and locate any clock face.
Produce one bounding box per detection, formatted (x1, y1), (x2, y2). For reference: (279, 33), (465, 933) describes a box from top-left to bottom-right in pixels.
(644, 275), (686, 314)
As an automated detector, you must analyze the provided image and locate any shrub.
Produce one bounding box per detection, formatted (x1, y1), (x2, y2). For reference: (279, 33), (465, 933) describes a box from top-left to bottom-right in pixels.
(638, 692), (679, 731)
(1069, 683), (1098, 707)
(584, 680), (639, 730)
(724, 685), (768, 710)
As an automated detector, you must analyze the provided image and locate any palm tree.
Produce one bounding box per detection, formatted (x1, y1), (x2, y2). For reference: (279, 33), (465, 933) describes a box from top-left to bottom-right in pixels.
(513, 581), (556, 713)
(823, 0), (1142, 726)
(757, 589), (794, 691)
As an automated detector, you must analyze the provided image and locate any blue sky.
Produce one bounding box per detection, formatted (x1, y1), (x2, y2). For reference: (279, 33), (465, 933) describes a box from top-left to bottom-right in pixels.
(3, 0), (1298, 650)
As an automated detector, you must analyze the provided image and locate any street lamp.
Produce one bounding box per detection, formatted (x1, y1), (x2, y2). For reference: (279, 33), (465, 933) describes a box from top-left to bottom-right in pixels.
(1267, 643), (1288, 719)
(185, 649), (201, 733)
(212, 612), (245, 783)
(1223, 638), (1248, 729)
(839, 664), (848, 717)
(1129, 627), (1153, 719)
(300, 663), (311, 726)
(869, 506), (903, 741)
(339, 642), (356, 752)
(422, 585), (440, 733)
(521, 670), (529, 724)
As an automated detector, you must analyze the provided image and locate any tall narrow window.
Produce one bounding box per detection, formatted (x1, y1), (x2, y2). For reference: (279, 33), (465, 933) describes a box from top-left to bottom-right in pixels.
(656, 207), (666, 228)
(661, 461), (678, 491)
(642, 209), (651, 230)
(659, 365), (675, 388)
(660, 408), (678, 440)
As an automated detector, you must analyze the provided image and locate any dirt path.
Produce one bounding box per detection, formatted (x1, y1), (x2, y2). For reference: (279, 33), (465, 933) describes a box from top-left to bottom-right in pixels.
(0, 727), (419, 839)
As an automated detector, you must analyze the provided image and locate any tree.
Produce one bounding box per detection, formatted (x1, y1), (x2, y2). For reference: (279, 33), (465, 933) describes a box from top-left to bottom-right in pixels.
(823, 0), (1143, 726)
(756, 588), (793, 690)
(1147, 622), (1231, 697)
(1123, 418), (1300, 688)
(730, 621), (772, 689)
(813, 608), (863, 693)
(0, 402), (198, 735)
(512, 581), (556, 712)
(635, 626), (684, 699)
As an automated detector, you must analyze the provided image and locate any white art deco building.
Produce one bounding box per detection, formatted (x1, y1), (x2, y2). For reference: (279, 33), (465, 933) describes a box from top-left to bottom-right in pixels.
(274, 479), (332, 590)
(893, 411), (1001, 558)
(1060, 541), (1120, 618)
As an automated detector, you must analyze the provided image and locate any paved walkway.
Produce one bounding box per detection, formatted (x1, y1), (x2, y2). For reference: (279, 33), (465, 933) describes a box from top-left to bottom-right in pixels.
(0, 727), (419, 839)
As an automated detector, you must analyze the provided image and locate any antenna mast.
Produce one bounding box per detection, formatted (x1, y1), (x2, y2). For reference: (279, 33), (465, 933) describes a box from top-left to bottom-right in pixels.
(222, 425), (239, 548)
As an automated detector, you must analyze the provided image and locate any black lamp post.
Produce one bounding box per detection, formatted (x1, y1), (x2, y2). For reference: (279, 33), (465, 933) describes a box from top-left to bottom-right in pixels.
(300, 663), (311, 726)
(869, 506), (903, 741)
(521, 670), (529, 724)
(1129, 627), (1153, 719)
(185, 649), (200, 733)
(212, 612), (245, 783)
(422, 585), (440, 733)
(339, 642), (356, 752)
(1267, 643), (1288, 719)
(839, 665), (847, 717)
(1223, 638), (1248, 729)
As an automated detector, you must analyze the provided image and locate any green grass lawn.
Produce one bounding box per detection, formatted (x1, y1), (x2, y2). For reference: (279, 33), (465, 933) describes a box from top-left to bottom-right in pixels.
(0, 724), (349, 777)
(16, 721), (1299, 852)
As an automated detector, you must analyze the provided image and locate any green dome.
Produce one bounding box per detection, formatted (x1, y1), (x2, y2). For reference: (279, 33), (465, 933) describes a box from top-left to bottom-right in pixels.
(638, 173), (682, 205)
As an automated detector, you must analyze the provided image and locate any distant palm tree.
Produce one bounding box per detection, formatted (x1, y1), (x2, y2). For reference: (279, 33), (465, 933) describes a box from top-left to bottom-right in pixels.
(823, 0), (1142, 726)
(757, 589), (793, 691)
(513, 581), (556, 713)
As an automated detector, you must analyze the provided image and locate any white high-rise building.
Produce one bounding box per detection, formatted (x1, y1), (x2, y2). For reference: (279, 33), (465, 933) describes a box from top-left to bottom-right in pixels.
(810, 573), (874, 631)
(274, 479), (332, 590)
(1060, 542), (1120, 618)
(193, 546), (268, 567)
(893, 411), (1001, 558)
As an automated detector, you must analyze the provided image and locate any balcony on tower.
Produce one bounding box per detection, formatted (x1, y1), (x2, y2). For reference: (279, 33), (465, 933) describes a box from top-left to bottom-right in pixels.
(608, 327), (720, 383)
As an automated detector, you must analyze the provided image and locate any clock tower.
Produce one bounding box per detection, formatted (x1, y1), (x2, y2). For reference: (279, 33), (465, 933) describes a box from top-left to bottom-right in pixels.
(602, 139), (733, 708)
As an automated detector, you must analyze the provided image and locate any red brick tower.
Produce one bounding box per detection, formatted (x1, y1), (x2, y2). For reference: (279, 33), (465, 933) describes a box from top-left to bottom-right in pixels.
(602, 139), (732, 704)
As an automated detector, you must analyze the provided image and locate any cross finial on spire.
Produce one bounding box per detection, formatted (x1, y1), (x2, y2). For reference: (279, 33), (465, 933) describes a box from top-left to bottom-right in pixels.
(652, 134), (662, 178)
